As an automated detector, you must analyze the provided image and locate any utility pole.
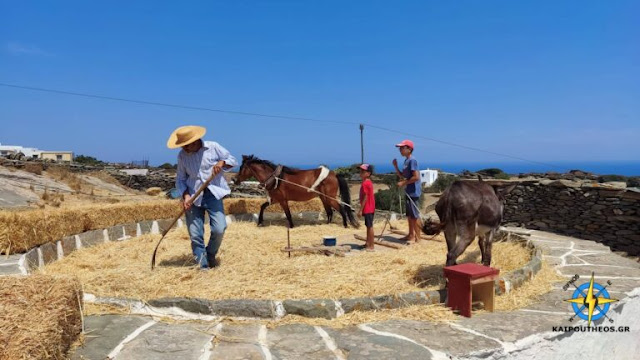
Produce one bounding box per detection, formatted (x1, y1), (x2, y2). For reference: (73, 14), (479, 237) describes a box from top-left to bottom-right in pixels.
(359, 124), (364, 164)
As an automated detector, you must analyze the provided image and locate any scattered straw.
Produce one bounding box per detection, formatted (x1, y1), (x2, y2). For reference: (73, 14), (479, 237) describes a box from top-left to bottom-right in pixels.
(44, 221), (531, 302)
(0, 275), (82, 360)
(495, 261), (564, 311)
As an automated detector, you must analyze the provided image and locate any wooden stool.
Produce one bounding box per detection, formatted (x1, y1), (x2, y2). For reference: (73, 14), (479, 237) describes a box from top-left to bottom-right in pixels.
(443, 263), (500, 317)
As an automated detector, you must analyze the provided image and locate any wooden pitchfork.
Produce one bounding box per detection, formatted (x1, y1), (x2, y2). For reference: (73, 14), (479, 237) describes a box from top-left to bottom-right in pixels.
(150, 169), (220, 270)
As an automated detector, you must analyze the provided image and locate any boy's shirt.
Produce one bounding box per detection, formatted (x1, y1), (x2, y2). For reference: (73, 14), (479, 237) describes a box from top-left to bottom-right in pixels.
(402, 157), (422, 197)
(359, 178), (376, 214)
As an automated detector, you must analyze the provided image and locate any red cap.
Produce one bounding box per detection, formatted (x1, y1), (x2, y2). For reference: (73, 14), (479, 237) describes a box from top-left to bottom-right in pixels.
(395, 140), (414, 149)
(359, 164), (371, 171)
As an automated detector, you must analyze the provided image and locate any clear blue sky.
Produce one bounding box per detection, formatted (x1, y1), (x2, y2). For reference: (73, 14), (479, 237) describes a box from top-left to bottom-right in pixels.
(1, 1), (638, 168)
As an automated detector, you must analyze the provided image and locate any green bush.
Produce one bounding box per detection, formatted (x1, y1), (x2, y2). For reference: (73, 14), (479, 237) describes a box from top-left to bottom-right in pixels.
(334, 164), (360, 177)
(159, 163), (176, 170)
(73, 155), (104, 166)
(598, 175), (627, 183)
(374, 176), (424, 212)
(424, 173), (458, 193)
(477, 168), (510, 179)
(626, 177), (639, 188)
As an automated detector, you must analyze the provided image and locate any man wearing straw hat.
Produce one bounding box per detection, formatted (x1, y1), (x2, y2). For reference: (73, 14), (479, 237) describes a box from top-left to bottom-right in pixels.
(168, 125), (237, 269)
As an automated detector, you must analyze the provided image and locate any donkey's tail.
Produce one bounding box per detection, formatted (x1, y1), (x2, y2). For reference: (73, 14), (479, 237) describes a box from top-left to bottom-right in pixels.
(337, 174), (359, 228)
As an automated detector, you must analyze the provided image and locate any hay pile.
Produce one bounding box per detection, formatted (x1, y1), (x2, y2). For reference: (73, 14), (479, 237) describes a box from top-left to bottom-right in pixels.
(43, 221), (531, 301)
(0, 275), (83, 360)
(0, 200), (177, 254)
(0, 198), (324, 254)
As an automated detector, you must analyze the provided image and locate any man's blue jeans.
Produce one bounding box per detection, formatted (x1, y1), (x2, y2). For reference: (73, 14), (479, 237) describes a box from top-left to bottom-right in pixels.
(185, 189), (227, 268)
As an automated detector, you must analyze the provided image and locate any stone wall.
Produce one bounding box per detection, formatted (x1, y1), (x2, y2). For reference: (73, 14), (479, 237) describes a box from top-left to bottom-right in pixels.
(110, 172), (175, 191)
(503, 180), (640, 256)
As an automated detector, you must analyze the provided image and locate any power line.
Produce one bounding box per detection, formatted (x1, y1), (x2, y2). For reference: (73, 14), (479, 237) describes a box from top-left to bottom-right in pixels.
(0, 82), (564, 170)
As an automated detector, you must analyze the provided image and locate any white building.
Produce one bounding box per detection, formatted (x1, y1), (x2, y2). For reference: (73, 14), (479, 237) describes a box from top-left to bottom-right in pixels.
(420, 169), (438, 187)
(0, 143), (42, 159)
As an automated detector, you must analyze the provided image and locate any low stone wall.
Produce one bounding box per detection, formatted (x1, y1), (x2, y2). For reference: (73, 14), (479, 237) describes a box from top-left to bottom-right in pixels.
(503, 180), (640, 256)
(19, 213), (541, 319)
(110, 172), (175, 191)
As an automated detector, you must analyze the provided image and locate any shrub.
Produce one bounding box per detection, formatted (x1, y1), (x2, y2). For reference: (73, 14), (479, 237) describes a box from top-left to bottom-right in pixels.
(374, 176), (424, 212)
(159, 163), (176, 170)
(626, 177), (640, 188)
(24, 163), (43, 175)
(598, 175), (627, 183)
(424, 173), (458, 193)
(334, 164), (361, 177)
(73, 155), (104, 166)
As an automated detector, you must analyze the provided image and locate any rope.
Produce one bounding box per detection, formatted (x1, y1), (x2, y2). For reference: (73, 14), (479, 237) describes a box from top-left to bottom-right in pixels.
(246, 165), (355, 210)
(276, 177), (354, 210)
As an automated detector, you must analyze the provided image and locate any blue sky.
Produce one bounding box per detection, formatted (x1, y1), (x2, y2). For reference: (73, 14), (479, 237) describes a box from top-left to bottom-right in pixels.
(1, 1), (638, 169)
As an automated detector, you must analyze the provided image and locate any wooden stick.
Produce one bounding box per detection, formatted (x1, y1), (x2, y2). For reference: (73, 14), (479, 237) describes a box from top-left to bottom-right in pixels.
(377, 213), (391, 240)
(353, 234), (404, 249)
(281, 245), (351, 253)
(390, 229), (444, 242)
(287, 226), (291, 258)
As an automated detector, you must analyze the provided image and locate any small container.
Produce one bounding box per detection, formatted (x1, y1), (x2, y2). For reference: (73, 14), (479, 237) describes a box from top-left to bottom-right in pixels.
(323, 236), (337, 247)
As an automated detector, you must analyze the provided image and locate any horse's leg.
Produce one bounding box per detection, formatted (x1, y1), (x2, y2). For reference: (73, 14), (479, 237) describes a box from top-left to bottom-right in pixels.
(257, 201), (270, 227)
(321, 197), (334, 224)
(280, 201), (294, 228)
(446, 221), (476, 266)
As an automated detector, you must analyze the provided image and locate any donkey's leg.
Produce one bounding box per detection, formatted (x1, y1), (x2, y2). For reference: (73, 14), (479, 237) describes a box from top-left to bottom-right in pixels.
(280, 201), (295, 228)
(446, 222), (476, 266)
(257, 201), (270, 227)
(478, 235), (487, 265)
(482, 229), (496, 266)
(443, 222), (457, 266)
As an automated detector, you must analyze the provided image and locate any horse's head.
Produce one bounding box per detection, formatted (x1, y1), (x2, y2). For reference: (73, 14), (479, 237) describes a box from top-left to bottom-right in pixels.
(234, 155), (254, 184)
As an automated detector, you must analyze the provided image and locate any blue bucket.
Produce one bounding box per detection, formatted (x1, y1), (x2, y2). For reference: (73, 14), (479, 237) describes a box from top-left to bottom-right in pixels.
(323, 236), (337, 247)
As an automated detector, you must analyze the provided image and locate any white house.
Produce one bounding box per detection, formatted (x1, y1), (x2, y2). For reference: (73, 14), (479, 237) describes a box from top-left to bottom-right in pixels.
(420, 169), (438, 187)
(0, 143), (42, 159)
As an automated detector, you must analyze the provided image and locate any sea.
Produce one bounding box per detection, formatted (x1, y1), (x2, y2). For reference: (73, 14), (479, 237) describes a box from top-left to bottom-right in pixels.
(290, 161), (640, 176)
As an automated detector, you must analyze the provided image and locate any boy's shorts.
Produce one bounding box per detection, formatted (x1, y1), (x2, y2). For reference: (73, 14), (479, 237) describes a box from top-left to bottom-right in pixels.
(363, 213), (374, 228)
(405, 196), (420, 219)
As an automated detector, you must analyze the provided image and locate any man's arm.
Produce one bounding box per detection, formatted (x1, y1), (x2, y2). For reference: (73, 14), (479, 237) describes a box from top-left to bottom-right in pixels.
(213, 142), (237, 172)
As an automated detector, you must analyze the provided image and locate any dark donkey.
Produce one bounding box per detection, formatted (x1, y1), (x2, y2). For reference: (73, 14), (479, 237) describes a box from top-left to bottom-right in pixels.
(234, 155), (359, 228)
(422, 177), (516, 266)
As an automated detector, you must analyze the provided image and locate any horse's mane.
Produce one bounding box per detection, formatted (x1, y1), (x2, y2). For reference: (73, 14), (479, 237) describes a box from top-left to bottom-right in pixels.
(242, 155), (299, 174)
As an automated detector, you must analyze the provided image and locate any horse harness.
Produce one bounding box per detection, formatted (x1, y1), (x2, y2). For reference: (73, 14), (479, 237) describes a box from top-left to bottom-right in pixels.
(262, 164), (284, 191)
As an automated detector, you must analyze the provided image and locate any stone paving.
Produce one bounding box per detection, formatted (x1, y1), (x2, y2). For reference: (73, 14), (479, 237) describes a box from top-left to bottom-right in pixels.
(3, 228), (640, 359)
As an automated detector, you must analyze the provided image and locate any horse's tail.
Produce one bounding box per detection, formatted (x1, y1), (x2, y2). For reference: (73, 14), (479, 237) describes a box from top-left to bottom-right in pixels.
(337, 174), (359, 228)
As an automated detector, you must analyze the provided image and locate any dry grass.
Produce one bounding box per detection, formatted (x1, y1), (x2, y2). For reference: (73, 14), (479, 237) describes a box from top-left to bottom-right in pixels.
(23, 163), (43, 176)
(495, 261), (564, 311)
(46, 167), (84, 191)
(0, 275), (83, 360)
(43, 221), (531, 301)
(0, 198), (325, 254)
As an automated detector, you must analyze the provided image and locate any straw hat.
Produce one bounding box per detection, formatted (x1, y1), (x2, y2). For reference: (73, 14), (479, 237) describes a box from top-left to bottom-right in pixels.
(167, 126), (206, 149)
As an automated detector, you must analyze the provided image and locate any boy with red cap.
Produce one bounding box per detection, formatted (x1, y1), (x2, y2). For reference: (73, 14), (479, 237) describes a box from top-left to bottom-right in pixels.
(392, 140), (422, 243)
(359, 164), (376, 251)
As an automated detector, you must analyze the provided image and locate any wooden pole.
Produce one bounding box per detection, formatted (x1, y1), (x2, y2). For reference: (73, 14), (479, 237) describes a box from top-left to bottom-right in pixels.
(353, 234), (404, 249)
(359, 124), (364, 164)
(287, 226), (291, 258)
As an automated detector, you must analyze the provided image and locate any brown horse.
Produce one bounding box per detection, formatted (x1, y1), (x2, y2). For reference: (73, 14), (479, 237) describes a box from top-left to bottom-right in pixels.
(234, 155), (359, 228)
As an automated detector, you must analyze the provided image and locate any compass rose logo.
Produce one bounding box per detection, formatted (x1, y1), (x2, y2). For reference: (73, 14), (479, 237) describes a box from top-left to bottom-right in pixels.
(564, 272), (619, 326)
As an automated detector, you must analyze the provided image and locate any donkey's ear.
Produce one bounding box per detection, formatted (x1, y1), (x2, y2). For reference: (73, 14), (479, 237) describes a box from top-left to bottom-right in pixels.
(242, 155), (248, 160)
(493, 184), (517, 200)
